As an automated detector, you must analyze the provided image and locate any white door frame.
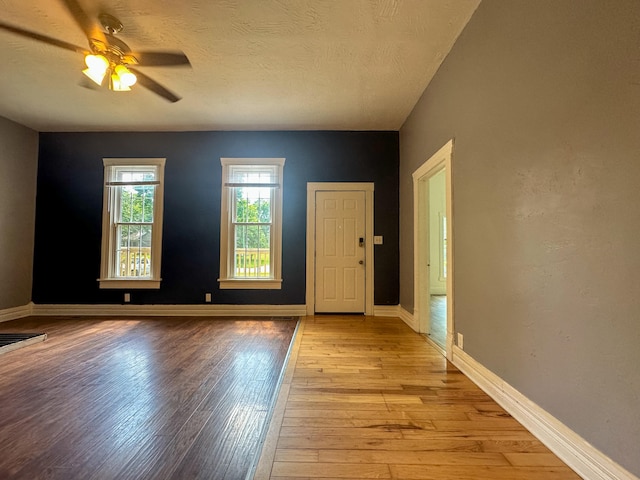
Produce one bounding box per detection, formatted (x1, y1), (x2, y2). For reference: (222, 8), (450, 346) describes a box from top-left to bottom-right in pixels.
(413, 140), (454, 360)
(306, 183), (374, 316)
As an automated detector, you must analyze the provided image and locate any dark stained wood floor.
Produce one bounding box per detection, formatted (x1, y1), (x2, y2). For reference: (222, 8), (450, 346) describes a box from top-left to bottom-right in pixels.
(0, 316), (297, 480)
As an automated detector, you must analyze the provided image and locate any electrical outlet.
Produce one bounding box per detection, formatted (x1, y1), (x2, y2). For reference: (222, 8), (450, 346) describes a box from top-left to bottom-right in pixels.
(374, 235), (383, 245)
(205, 293), (212, 303)
(124, 293), (130, 303)
(457, 332), (464, 350)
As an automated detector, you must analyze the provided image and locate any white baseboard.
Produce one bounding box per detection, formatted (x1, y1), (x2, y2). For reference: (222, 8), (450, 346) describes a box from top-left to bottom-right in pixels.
(399, 305), (418, 331)
(373, 305), (400, 317)
(373, 305), (419, 332)
(31, 304), (306, 317)
(452, 346), (638, 480)
(27, 303), (418, 321)
(0, 303), (33, 323)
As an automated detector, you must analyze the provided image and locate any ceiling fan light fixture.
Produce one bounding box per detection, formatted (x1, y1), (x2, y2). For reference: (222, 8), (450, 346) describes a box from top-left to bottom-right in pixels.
(84, 54), (109, 72)
(114, 64), (137, 87)
(110, 71), (131, 91)
(1, 7), (188, 103)
(82, 66), (107, 86)
(83, 54), (109, 85)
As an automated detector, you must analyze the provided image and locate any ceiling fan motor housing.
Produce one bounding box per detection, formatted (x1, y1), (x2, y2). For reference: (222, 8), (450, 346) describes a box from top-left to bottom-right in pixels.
(90, 35), (138, 66)
(98, 14), (123, 35)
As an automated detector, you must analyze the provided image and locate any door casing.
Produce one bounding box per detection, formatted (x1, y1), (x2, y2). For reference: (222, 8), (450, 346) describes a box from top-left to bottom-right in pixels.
(413, 140), (454, 360)
(306, 183), (374, 315)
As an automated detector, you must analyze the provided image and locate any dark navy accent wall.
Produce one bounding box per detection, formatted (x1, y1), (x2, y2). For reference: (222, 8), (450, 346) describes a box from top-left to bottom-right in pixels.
(33, 131), (399, 306)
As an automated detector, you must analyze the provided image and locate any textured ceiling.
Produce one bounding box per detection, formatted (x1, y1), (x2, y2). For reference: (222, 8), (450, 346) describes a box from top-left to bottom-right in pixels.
(0, 0), (479, 132)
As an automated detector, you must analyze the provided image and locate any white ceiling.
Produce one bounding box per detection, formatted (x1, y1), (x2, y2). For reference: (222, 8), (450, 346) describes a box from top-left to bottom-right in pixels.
(0, 0), (479, 132)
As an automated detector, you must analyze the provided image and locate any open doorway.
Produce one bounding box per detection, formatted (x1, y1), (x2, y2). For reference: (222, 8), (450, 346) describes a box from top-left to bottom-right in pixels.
(413, 140), (454, 360)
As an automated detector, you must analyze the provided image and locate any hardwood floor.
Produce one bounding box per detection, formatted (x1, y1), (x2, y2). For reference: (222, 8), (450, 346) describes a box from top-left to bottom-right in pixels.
(0, 316), (296, 480)
(427, 295), (446, 349)
(255, 315), (581, 480)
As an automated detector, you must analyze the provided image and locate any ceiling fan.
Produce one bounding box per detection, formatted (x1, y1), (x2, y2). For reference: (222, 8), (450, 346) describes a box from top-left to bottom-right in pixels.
(0, 0), (190, 102)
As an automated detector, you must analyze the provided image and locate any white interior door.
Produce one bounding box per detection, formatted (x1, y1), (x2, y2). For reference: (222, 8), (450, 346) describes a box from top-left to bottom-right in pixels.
(315, 190), (366, 312)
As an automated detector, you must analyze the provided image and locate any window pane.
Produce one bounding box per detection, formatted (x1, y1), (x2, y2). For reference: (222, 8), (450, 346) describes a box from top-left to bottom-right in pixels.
(234, 188), (247, 223)
(235, 225), (247, 248)
(141, 186), (155, 222)
(257, 196), (271, 223)
(442, 215), (447, 278)
(231, 184), (273, 279)
(141, 225), (152, 248)
(234, 187), (272, 224)
(228, 165), (278, 184)
(259, 225), (271, 249)
(118, 185), (155, 223)
(233, 249), (271, 278)
(116, 224), (152, 278)
(116, 169), (156, 182)
(234, 225), (270, 249)
(233, 225), (271, 278)
(118, 224), (130, 248)
(125, 224), (141, 248)
(235, 225), (260, 251)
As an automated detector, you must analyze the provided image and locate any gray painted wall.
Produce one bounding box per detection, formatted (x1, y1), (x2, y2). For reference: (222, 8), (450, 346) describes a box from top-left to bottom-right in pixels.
(0, 116), (38, 310)
(399, 0), (640, 475)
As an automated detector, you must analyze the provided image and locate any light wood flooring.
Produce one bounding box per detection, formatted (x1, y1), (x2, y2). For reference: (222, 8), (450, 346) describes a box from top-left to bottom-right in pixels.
(255, 315), (581, 480)
(427, 295), (446, 349)
(0, 316), (296, 480)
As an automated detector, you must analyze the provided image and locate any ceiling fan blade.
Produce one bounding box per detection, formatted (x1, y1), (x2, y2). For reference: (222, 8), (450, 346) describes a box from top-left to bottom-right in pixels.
(0, 21), (87, 54)
(60, 0), (106, 45)
(129, 51), (191, 67)
(129, 68), (181, 103)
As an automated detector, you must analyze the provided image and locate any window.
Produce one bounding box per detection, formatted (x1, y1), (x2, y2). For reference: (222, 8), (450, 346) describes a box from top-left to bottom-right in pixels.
(99, 158), (165, 289)
(440, 213), (447, 280)
(219, 158), (285, 289)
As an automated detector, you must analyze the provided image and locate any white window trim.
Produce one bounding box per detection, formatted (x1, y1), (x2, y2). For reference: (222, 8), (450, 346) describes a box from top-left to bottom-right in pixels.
(219, 157), (285, 290)
(99, 158), (166, 289)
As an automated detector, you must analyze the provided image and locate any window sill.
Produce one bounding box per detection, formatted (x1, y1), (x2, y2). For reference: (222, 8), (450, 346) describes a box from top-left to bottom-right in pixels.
(218, 278), (282, 290)
(98, 279), (161, 289)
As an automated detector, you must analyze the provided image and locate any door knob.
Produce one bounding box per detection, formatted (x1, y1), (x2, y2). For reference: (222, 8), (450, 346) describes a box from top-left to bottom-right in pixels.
(359, 260), (364, 265)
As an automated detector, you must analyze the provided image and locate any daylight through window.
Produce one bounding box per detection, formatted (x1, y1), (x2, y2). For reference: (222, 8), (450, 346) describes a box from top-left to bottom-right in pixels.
(99, 158), (165, 289)
(219, 158), (284, 289)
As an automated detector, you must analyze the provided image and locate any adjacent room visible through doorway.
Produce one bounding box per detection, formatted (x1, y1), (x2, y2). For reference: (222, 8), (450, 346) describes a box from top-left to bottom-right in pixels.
(413, 139), (454, 357)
